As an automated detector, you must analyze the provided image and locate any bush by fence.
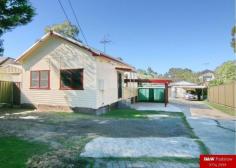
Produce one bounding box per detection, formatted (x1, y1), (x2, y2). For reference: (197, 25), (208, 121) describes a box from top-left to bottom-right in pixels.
(208, 81), (236, 109)
(0, 81), (20, 105)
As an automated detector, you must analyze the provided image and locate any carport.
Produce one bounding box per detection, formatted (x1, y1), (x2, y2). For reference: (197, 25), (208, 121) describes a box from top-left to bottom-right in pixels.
(124, 79), (171, 106)
(169, 81), (207, 99)
(182, 85), (207, 100)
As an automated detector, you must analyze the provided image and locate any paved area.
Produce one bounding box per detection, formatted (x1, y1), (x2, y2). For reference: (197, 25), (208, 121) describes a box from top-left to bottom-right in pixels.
(81, 137), (200, 158)
(170, 99), (236, 154)
(132, 102), (182, 112)
(93, 159), (198, 168)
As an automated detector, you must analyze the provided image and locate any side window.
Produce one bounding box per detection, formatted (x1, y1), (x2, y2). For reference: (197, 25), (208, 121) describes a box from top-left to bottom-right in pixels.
(31, 71), (40, 88)
(60, 69), (83, 90)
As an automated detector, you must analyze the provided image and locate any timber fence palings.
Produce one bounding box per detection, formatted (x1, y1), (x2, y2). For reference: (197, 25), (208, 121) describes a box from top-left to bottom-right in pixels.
(0, 81), (13, 104)
(208, 81), (236, 108)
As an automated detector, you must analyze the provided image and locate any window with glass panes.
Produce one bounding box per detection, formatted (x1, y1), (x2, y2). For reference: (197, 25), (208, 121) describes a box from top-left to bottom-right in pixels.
(60, 69), (83, 90)
(30, 71), (50, 89)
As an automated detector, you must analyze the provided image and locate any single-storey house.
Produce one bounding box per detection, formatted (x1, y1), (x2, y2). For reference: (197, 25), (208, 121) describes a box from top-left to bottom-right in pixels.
(0, 57), (15, 66)
(198, 69), (215, 85)
(16, 31), (137, 113)
(0, 57), (22, 82)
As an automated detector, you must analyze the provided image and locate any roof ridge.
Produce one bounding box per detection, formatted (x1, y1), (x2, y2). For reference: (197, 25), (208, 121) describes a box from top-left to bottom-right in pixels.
(51, 31), (134, 68)
(16, 31), (135, 69)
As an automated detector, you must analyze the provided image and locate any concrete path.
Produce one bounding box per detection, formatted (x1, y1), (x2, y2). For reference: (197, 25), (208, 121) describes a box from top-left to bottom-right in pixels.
(170, 99), (236, 154)
(132, 102), (182, 112)
(81, 137), (201, 158)
(190, 108), (234, 120)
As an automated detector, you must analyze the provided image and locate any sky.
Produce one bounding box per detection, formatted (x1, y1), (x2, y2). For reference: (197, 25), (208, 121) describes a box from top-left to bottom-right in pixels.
(2, 0), (235, 74)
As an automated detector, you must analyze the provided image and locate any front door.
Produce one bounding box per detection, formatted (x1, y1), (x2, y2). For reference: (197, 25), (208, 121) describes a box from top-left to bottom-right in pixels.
(117, 72), (122, 98)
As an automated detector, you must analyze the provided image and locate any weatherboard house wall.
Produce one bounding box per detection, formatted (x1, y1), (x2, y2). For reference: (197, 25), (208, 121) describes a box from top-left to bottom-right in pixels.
(0, 64), (22, 82)
(17, 31), (137, 113)
(0, 57), (22, 82)
(20, 36), (97, 110)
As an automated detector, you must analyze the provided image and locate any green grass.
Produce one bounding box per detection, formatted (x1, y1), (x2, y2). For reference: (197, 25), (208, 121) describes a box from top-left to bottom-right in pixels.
(204, 101), (236, 116)
(180, 115), (198, 139)
(102, 108), (183, 119)
(195, 140), (210, 154)
(180, 116), (210, 154)
(62, 136), (94, 152)
(0, 136), (49, 168)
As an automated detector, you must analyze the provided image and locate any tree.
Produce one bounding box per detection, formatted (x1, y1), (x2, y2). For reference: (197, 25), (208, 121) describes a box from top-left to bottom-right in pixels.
(137, 67), (159, 79)
(0, 0), (35, 56)
(45, 21), (79, 40)
(209, 60), (236, 86)
(117, 57), (123, 61)
(147, 67), (155, 74)
(231, 26), (236, 53)
(164, 68), (199, 83)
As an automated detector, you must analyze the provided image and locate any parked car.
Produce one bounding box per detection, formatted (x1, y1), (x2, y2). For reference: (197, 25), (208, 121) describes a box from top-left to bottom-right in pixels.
(184, 93), (198, 100)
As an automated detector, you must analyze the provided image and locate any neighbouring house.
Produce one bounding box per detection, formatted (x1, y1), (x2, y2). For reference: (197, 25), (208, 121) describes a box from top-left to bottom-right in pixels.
(0, 57), (22, 82)
(16, 31), (137, 113)
(0, 57), (15, 66)
(198, 69), (215, 84)
(169, 81), (206, 98)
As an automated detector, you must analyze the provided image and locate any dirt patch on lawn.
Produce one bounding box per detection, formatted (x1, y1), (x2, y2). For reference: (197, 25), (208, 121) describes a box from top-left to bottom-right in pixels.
(0, 116), (192, 145)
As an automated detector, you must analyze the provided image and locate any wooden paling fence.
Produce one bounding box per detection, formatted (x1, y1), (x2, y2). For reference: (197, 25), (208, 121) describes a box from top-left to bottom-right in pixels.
(0, 81), (20, 105)
(208, 81), (236, 109)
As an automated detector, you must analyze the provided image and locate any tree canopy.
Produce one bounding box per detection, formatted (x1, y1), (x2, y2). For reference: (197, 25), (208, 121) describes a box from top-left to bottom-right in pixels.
(136, 61), (235, 85)
(45, 21), (79, 40)
(164, 68), (199, 83)
(209, 60), (236, 86)
(137, 67), (160, 79)
(0, 0), (35, 56)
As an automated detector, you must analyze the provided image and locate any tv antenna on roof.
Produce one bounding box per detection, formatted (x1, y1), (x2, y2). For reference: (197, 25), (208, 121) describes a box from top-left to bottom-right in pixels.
(100, 35), (111, 53)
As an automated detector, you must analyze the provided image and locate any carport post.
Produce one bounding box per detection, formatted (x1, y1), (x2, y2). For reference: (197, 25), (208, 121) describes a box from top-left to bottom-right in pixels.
(164, 83), (168, 107)
(201, 88), (203, 100)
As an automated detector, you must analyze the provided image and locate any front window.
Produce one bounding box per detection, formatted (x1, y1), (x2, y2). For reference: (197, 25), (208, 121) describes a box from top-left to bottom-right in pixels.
(30, 70), (49, 89)
(60, 69), (83, 90)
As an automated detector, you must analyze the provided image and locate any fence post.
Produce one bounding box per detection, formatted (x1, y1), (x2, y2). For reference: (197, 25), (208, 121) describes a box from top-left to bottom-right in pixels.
(11, 82), (13, 105)
(233, 81), (236, 108)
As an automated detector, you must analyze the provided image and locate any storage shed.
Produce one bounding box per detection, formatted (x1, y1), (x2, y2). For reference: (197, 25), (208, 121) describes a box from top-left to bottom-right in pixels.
(124, 79), (171, 106)
(138, 86), (165, 102)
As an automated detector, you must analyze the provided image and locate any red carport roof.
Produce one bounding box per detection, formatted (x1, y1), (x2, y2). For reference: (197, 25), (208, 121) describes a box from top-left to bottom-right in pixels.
(124, 79), (172, 84)
(148, 79), (172, 84)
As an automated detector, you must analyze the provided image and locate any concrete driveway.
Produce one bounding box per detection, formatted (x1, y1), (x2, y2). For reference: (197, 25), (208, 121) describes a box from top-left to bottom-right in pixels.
(170, 99), (236, 154)
(131, 102), (182, 112)
(131, 100), (236, 154)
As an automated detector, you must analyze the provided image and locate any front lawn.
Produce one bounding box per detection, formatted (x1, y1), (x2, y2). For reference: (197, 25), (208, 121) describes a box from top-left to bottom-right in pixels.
(205, 101), (236, 116)
(0, 108), (210, 167)
(0, 136), (49, 168)
(102, 108), (183, 119)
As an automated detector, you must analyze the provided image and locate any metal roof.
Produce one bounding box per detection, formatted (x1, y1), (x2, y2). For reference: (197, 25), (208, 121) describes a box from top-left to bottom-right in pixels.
(16, 31), (135, 69)
(0, 57), (15, 66)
